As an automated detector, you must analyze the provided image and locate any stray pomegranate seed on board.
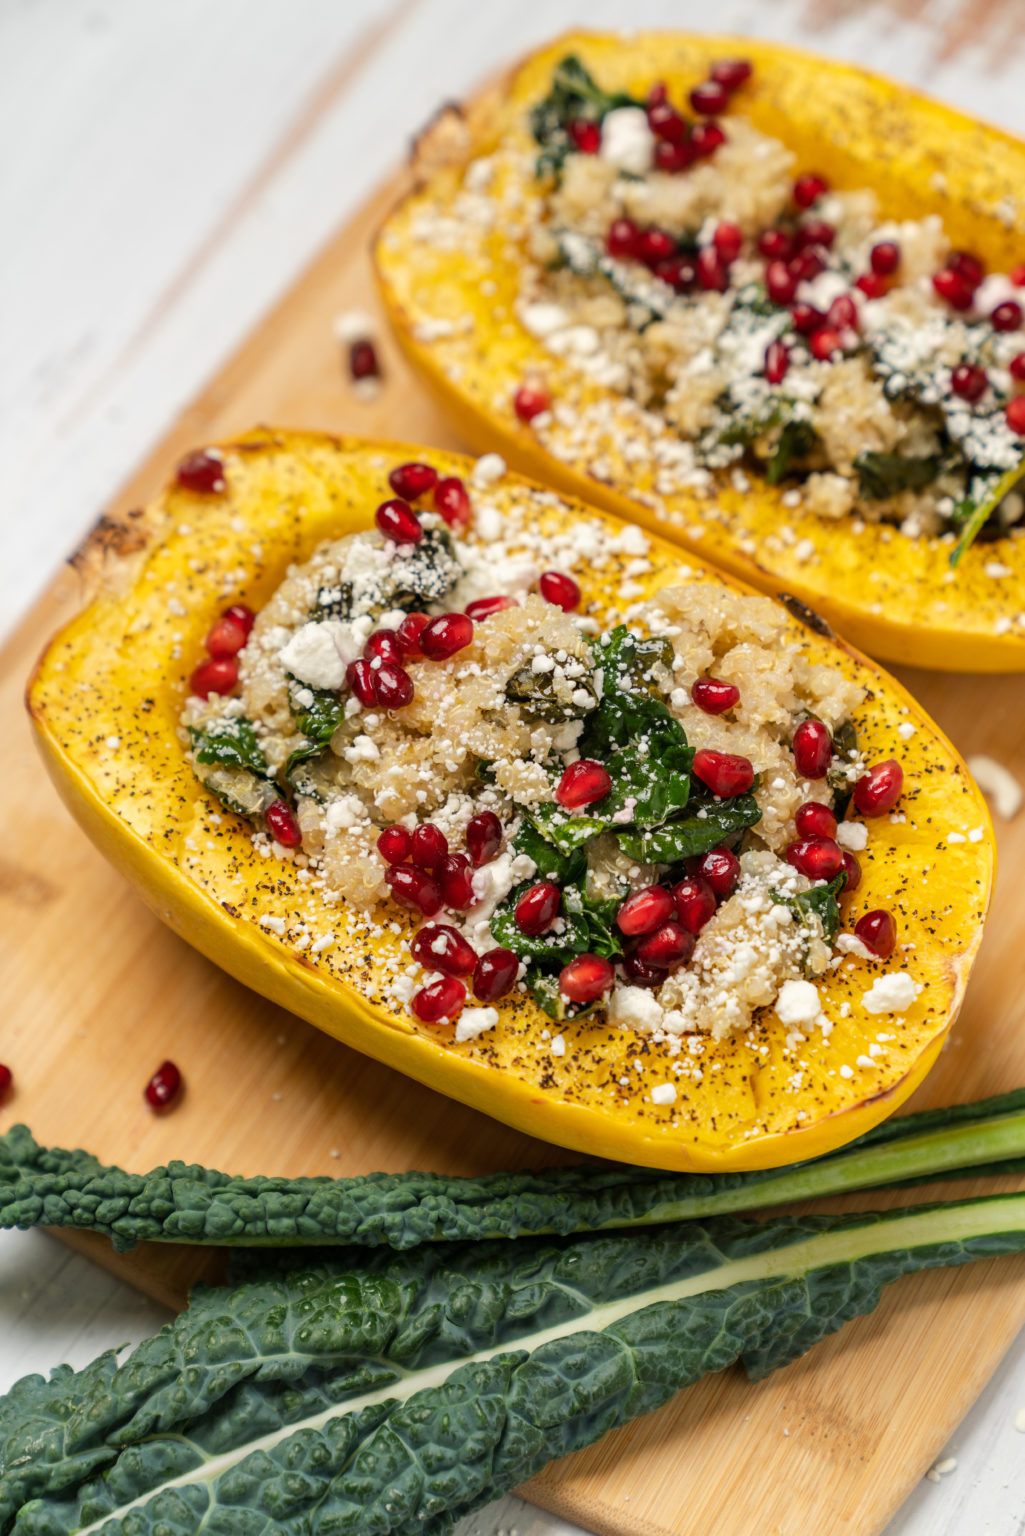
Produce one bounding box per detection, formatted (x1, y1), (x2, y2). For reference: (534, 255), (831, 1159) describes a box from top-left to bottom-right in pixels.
(145, 1060), (182, 1111)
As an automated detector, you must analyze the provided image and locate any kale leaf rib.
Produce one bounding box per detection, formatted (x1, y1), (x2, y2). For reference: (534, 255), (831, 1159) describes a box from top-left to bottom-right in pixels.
(3, 1090), (1025, 1253)
(4, 1193), (1025, 1536)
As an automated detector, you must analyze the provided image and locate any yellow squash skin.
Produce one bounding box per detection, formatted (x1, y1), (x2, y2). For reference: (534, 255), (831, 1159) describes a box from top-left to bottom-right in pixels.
(28, 430), (994, 1171)
(374, 31), (1025, 672)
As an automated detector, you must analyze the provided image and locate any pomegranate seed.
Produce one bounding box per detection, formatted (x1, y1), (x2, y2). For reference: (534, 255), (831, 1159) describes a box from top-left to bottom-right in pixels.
(689, 121), (726, 157)
(790, 246), (827, 282)
(373, 660), (414, 709)
(559, 954), (615, 1003)
(759, 228), (795, 262)
(0, 1063), (10, 1102)
(190, 658), (238, 698)
(995, 299), (1025, 332)
(841, 850), (862, 893)
(145, 1060), (182, 1110)
(1007, 396), (1025, 435)
(1010, 352), (1025, 382)
(607, 217), (643, 258)
(617, 885), (675, 937)
(695, 846), (740, 897)
(205, 614), (248, 658)
(933, 268), (975, 310)
(538, 570), (580, 611)
(765, 339), (790, 384)
(766, 260), (798, 305)
(653, 255), (697, 290)
(713, 222), (743, 262)
(948, 250), (985, 287)
(653, 139), (693, 173)
(411, 823), (448, 872)
(473, 948), (520, 1002)
(639, 228), (676, 267)
(375, 498), (422, 544)
(636, 921), (695, 969)
(828, 293), (858, 331)
(856, 272), (889, 299)
(175, 449), (225, 495)
(853, 759), (904, 816)
(621, 950), (665, 986)
(385, 864), (443, 916)
(797, 218), (835, 251)
(810, 327), (843, 361)
(410, 923), (477, 977)
(515, 881), (561, 936)
(792, 719), (832, 779)
(466, 810), (503, 867)
(647, 101), (689, 142)
(870, 241), (900, 275)
(556, 759), (611, 809)
(569, 119), (601, 154)
(514, 383), (550, 422)
(349, 339), (379, 380)
(433, 476), (471, 529)
(646, 81), (668, 107)
(692, 748), (754, 798)
(465, 595), (516, 622)
(690, 80), (729, 115)
(346, 658), (377, 706)
(420, 612), (474, 660)
(1012, 263), (1025, 287)
(411, 977), (466, 1023)
(378, 825), (412, 863)
(438, 853), (475, 910)
(791, 302), (824, 334)
(951, 363), (988, 402)
(855, 909), (897, 960)
(265, 800), (301, 848)
(223, 603), (255, 636)
(364, 629), (403, 665)
(793, 172), (828, 208)
(795, 801), (837, 839)
(397, 612), (430, 658)
(711, 57), (752, 89)
(388, 461), (438, 500)
(672, 876), (717, 934)
(786, 835), (844, 881)
(691, 676), (740, 714)
(696, 247), (729, 292)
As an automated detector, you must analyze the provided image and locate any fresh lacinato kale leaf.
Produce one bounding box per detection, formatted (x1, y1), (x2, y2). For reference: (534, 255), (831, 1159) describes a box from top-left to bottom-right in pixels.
(854, 450), (945, 501)
(949, 454), (1025, 566)
(772, 872), (845, 945)
(4, 1090), (1025, 1252)
(190, 719), (267, 777)
(530, 54), (646, 179)
(5, 1188), (1025, 1535)
(765, 418), (817, 484)
(616, 793), (762, 862)
(512, 820), (587, 885)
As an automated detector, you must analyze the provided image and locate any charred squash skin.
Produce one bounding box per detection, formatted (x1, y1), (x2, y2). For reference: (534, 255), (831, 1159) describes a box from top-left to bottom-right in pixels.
(27, 431), (994, 1171)
(374, 31), (1025, 672)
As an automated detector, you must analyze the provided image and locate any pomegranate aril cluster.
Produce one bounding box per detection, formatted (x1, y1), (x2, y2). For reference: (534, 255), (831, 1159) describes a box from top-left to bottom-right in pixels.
(190, 601), (254, 699)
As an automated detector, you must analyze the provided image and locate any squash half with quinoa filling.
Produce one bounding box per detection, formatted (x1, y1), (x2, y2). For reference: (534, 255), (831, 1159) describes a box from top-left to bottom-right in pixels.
(28, 431), (994, 1171)
(374, 31), (1025, 672)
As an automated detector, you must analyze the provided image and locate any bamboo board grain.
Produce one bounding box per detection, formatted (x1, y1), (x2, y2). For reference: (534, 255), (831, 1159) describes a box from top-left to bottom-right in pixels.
(3, 167), (1025, 1536)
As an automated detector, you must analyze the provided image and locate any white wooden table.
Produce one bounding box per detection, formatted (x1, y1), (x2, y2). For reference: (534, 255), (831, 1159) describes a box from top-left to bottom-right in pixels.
(2, 3), (1024, 1532)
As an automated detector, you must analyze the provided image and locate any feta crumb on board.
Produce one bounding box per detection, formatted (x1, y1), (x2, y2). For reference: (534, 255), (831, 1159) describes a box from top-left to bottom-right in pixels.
(967, 754), (1023, 820)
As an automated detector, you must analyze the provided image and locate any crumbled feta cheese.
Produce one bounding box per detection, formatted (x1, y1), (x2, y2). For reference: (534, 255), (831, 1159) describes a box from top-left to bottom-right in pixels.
(279, 620), (352, 690)
(862, 972), (917, 1013)
(775, 979), (821, 1026)
(599, 107), (654, 175)
(608, 987), (664, 1031)
(968, 754), (1022, 820)
(472, 453), (507, 486)
(650, 1082), (677, 1106)
(550, 1033), (566, 1057)
(836, 821), (868, 851)
(454, 1006), (500, 1042)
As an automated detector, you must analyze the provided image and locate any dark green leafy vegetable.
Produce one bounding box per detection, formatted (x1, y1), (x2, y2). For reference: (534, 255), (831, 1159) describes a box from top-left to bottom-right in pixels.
(530, 55), (646, 179)
(490, 883), (619, 966)
(505, 657), (600, 722)
(949, 454), (1025, 566)
(525, 966), (605, 1022)
(285, 681), (345, 784)
(189, 719), (268, 777)
(765, 418), (817, 484)
(5, 1090), (1025, 1252)
(512, 820), (587, 885)
(4, 1184), (1025, 1534)
(616, 794), (761, 862)
(772, 872), (845, 945)
(854, 450), (945, 501)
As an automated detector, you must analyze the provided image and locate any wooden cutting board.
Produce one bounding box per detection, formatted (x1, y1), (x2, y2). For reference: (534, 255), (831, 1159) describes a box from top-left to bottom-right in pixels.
(3, 164), (1025, 1536)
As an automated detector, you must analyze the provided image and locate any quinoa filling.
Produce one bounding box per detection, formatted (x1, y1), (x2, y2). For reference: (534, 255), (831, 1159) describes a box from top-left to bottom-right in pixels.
(180, 456), (907, 1047)
(514, 54), (1025, 562)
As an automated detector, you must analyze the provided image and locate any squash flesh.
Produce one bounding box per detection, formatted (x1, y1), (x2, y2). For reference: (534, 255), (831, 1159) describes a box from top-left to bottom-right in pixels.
(28, 431), (994, 1171)
(374, 31), (1025, 672)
